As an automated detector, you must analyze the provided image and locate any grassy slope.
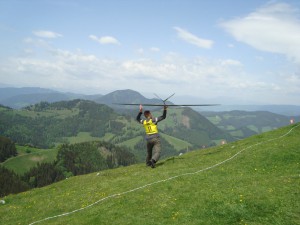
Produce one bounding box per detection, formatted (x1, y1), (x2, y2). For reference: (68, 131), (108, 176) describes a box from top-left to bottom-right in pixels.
(0, 123), (299, 225)
(160, 133), (192, 151)
(2, 146), (57, 175)
(67, 132), (102, 144)
(118, 136), (142, 148)
(3, 130), (190, 175)
(203, 111), (292, 139)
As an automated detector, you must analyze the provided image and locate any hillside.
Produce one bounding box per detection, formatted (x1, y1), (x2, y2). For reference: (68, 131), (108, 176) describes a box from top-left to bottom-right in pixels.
(0, 99), (230, 166)
(202, 110), (299, 140)
(2, 146), (58, 175)
(0, 99), (117, 148)
(1, 123), (299, 225)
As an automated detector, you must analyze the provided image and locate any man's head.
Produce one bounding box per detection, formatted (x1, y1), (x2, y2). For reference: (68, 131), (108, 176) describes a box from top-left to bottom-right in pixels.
(144, 110), (152, 118)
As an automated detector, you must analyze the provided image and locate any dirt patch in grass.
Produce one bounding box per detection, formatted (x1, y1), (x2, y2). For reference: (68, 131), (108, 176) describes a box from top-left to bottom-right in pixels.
(30, 156), (45, 162)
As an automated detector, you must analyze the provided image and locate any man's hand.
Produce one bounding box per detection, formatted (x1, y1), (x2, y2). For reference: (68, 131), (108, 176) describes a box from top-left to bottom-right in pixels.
(139, 104), (143, 112)
(164, 105), (168, 110)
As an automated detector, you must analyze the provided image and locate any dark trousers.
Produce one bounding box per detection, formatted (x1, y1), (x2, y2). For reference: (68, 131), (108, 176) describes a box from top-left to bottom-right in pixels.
(146, 136), (161, 163)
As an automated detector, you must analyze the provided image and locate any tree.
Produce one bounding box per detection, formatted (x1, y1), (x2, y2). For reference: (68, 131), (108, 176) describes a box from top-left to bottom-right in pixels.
(0, 136), (17, 162)
(0, 165), (29, 197)
(22, 162), (65, 188)
(56, 142), (108, 176)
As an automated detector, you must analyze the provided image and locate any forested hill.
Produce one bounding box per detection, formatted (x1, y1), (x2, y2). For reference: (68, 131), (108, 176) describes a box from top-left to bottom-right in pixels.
(202, 110), (299, 139)
(0, 99), (231, 161)
(0, 99), (231, 197)
(0, 99), (116, 148)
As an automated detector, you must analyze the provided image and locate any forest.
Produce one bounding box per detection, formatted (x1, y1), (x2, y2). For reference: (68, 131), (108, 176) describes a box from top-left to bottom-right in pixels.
(0, 99), (232, 197)
(0, 140), (136, 197)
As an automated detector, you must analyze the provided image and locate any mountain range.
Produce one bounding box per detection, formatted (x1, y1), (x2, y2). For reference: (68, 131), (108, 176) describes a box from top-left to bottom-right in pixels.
(0, 97), (232, 162)
(1, 87), (300, 116)
(1, 87), (299, 142)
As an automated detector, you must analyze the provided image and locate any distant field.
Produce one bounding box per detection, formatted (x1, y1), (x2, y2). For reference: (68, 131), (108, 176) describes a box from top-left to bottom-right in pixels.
(118, 136), (142, 148)
(203, 111), (292, 140)
(67, 132), (102, 144)
(99, 132), (115, 142)
(16, 108), (79, 119)
(247, 125), (259, 133)
(229, 130), (244, 138)
(160, 133), (192, 151)
(2, 146), (58, 175)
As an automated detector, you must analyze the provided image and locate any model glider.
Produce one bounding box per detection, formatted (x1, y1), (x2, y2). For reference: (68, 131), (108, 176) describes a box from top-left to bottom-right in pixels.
(113, 93), (220, 107)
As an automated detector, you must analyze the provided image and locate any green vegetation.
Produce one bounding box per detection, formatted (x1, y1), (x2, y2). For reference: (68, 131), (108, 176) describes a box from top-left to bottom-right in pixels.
(203, 110), (292, 139)
(0, 166), (29, 197)
(0, 100), (116, 148)
(67, 132), (102, 144)
(160, 133), (192, 151)
(1, 123), (299, 225)
(118, 136), (142, 149)
(0, 100), (231, 164)
(2, 147), (58, 175)
(0, 141), (137, 197)
(162, 107), (233, 148)
(0, 136), (17, 162)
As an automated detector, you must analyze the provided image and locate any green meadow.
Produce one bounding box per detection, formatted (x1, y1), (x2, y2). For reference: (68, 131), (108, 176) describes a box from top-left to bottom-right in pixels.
(0, 123), (299, 225)
(2, 146), (57, 175)
(67, 132), (102, 144)
(160, 133), (192, 151)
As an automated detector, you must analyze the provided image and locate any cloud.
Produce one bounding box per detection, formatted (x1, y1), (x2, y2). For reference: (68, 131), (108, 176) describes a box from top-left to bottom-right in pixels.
(135, 47), (160, 55)
(150, 47), (160, 52)
(136, 48), (144, 54)
(220, 2), (300, 63)
(33, 30), (62, 38)
(2, 45), (293, 103)
(173, 26), (214, 49)
(1, 37), (299, 104)
(220, 59), (242, 66)
(89, 35), (121, 45)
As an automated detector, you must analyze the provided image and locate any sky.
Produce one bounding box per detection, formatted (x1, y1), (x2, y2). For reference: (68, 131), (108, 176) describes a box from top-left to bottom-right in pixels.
(1, 0), (300, 105)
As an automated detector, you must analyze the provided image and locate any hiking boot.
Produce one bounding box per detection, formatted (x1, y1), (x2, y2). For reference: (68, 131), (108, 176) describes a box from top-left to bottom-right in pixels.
(150, 159), (156, 168)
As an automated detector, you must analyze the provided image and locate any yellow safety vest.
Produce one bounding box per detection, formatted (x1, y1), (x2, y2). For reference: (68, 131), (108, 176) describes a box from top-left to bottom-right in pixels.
(143, 119), (158, 135)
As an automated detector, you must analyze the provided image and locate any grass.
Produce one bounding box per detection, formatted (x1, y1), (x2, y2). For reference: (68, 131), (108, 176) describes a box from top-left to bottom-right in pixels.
(99, 133), (115, 142)
(16, 108), (79, 119)
(160, 133), (192, 151)
(0, 123), (299, 225)
(2, 147), (58, 175)
(205, 115), (222, 125)
(67, 132), (102, 144)
(247, 125), (259, 133)
(229, 130), (244, 138)
(118, 136), (142, 149)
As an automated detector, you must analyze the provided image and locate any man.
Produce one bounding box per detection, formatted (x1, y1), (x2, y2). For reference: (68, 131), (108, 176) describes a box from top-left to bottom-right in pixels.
(136, 104), (167, 168)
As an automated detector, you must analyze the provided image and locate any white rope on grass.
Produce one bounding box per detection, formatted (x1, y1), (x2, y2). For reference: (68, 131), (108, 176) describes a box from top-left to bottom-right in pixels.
(29, 124), (299, 225)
